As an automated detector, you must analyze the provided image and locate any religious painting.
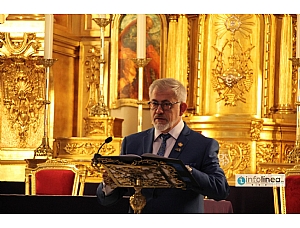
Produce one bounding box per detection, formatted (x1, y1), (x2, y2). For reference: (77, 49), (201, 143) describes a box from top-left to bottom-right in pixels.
(118, 14), (162, 101)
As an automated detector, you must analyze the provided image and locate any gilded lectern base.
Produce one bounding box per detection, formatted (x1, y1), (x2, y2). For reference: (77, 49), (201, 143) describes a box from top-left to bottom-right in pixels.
(129, 180), (147, 214)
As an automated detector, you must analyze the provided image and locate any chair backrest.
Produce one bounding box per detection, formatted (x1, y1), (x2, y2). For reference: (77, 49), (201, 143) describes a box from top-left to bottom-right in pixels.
(273, 165), (300, 214)
(26, 159), (87, 196)
(285, 175), (300, 213)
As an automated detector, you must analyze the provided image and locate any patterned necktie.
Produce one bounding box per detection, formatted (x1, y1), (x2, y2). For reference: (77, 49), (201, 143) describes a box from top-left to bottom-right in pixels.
(157, 133), (171, 157)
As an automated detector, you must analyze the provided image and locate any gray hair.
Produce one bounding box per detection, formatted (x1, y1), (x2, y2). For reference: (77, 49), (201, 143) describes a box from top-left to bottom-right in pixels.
(149, 78), (187, 102)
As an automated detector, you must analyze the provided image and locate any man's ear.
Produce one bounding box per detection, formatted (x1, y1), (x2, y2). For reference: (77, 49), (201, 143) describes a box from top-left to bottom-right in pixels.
(179, 102), (188, 116)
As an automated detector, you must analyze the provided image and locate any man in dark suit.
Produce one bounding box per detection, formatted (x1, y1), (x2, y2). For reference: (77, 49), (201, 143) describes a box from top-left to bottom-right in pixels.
(96, 78), (229, 213)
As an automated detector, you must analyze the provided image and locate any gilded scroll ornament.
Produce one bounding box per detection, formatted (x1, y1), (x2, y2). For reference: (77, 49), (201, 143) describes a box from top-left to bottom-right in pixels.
(256, 143), (279, 163)
(212, 15), (255, 106)
(250, 119), (263, 141)
(218, 141), (250, 179)
(0, 32), (41, 57)
(64, 142), (116, 156)
(286, 144), (300, 163)
(258, 166), (288, 174)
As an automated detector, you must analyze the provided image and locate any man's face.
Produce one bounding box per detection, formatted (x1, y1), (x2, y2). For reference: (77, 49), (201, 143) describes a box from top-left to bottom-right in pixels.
(149, 88), (187, 133)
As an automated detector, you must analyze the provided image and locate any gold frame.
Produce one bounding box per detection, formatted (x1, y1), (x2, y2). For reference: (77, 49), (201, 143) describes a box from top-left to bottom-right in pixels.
(25, 159), (87, 196)
(109, 14), (168, 109)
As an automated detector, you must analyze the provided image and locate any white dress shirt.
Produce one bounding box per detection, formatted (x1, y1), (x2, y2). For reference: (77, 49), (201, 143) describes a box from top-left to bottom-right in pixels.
(153, 119), (184, 157)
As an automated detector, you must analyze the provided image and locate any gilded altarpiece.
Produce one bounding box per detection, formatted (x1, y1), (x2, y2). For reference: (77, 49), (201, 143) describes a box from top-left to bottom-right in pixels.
(0, 14), (299, 186)
(184, 14), (297, 185)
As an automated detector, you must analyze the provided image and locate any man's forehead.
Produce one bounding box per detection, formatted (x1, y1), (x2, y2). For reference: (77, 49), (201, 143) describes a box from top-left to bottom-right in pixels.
(151, 88), (174, 96)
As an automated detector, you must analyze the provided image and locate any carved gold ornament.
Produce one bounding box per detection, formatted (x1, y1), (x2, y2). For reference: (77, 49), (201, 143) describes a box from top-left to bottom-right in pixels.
(64, 142), (116, 156)
(0, 31), (44, 147)
(256, 143), (279, 164)
(218, 141), (251, 179)
(212, 14), (255, 106)
(1, 57), (45, 146)
(250, 119), (263, 141)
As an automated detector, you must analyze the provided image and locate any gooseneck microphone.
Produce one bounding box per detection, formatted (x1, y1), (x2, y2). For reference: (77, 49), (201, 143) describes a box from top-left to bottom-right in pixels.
(92, 136), (113, 165)
(96, 136), (113, 155)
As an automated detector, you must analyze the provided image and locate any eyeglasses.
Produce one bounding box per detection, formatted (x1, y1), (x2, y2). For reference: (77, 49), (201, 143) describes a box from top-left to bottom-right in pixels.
(147, 101), (180, 111)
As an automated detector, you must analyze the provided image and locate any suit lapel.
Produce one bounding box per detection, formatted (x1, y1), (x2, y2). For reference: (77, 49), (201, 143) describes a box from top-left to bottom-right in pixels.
(143, 128), (154, 154)
(169, 123), (191, 159)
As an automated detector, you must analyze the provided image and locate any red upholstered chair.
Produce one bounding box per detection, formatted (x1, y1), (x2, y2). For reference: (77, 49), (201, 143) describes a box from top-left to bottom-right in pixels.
(273, 165), (300, 214)
(285, 175), (300, 213)
(25, 159), (87, 196)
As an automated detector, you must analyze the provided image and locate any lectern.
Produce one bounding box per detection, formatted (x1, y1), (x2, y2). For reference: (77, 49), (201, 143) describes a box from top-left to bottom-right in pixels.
(92, 153), (200, 213)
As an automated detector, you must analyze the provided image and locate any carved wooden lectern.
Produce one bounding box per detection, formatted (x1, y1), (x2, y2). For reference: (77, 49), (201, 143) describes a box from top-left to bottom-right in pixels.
(92, 153), (200, 213)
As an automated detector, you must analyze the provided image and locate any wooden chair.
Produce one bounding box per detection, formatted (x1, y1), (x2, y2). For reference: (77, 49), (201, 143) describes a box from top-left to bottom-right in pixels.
(273, 165), (300, 214)
(25, 159), (87, 196)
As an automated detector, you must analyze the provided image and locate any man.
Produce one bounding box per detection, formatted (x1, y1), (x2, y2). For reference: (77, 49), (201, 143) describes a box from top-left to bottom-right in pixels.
(96, 78), (230, 213)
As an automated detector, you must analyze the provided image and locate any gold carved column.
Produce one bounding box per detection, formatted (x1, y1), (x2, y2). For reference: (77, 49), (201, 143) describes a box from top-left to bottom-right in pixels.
(166, 15), (178, 78)
(166, 14), (188, 87)
(276, 14), (293, 113)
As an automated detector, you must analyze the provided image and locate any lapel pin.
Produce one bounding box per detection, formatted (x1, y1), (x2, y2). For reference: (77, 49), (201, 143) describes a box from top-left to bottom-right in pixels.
(175, 142), (183, 152)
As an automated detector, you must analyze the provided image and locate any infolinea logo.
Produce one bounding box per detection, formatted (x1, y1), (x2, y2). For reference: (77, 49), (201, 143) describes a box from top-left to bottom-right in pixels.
(235, 174), (285, 187)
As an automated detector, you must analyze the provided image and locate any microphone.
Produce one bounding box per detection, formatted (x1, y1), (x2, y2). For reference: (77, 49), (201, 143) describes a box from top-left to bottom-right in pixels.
(93, 136), (113, 164)
(96, 136), (113, 155)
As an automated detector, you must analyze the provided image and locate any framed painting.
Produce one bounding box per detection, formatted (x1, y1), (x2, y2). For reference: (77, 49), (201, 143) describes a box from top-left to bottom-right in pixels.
(110, 14), (167, 108)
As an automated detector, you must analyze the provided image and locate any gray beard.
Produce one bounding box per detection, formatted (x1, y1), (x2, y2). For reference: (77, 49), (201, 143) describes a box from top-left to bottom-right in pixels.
(154, 122), (170, 132)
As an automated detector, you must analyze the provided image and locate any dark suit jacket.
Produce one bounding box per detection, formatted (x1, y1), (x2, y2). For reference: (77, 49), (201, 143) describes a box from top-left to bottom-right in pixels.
(97, 122), (230, 213)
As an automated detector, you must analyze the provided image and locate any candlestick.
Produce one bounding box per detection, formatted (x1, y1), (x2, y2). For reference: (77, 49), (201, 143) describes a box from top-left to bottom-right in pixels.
(137, 14), (146, 58)
(90, 16), (111, 117)
(34, 58), (57, 159)
(132, 58), (151, 132)
(44, 14), (54, 59)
